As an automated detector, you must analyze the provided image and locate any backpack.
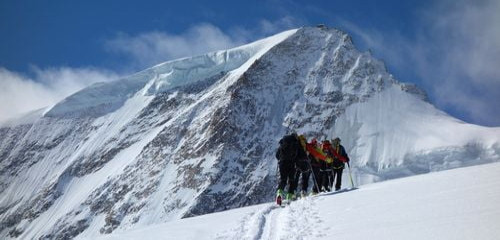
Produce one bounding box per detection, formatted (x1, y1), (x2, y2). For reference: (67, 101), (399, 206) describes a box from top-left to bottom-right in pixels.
(331, 145), (346, 169)
(277, 134), (299, 163)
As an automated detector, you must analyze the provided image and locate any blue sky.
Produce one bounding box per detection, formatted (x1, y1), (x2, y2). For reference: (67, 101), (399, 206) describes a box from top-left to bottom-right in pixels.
(1, 0), (499, 126)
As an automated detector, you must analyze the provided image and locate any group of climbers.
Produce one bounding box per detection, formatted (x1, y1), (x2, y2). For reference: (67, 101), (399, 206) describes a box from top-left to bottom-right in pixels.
(275, 133), (350, 205)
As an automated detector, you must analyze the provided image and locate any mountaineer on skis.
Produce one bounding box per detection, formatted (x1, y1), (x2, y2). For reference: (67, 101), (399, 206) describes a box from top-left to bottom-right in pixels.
(303, 138), (331, 194)
(275, 133), (302, 204)
(330, 137), (350, 191)
(320, 140), (335, 192)
(293, 135), (312, 198)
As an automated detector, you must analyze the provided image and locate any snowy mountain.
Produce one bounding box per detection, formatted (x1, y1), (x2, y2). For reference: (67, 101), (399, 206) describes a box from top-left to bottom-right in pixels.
(0, 26), (499, 239)
(91, 162), (500, 240)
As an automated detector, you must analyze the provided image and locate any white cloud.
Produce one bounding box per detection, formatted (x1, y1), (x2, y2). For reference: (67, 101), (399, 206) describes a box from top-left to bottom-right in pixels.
(0, 67), (118, 122)
(105, 23), (247, 69)
(341, 0), (500, 126)
(417, 0), (500, 126)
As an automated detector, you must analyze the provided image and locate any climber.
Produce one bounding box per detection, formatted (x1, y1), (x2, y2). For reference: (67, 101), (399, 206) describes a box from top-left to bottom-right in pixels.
(304, 138), (331, 194)
(275, 133), (301, 205)
(330, 137), (350, 191)
(320, 140), (335, 192)
(293, 135), (312, 198)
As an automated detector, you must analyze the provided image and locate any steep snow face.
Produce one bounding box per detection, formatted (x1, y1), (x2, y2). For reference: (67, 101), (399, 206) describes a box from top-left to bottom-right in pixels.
(0, 26), (498, 240)
(334, 85), (500, 184)
(144, 29), (298, 95)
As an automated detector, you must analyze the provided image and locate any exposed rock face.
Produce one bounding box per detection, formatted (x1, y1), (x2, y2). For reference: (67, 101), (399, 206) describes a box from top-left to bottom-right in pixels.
(0, 26), (498, 239)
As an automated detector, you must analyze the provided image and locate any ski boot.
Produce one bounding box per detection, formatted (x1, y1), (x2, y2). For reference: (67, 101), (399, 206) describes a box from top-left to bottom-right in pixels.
(285, 192), (296, 201)
(276, 189), (284, 206)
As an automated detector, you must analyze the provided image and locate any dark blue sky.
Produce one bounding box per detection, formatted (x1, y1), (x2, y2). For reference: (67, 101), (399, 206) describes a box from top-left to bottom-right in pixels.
(1, 0), (499, 126)
(0, 0), (426, 72)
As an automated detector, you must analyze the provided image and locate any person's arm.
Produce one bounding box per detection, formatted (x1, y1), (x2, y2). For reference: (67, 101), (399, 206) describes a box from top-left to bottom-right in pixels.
(308, 145), (331, 162)
(330, 145), (347, 162)
(341, 145), (349, 163)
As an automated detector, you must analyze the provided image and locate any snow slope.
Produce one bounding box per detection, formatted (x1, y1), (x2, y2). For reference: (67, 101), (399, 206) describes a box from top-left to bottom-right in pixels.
(91, 162), (500, 240)
(333, 85), (500, 185)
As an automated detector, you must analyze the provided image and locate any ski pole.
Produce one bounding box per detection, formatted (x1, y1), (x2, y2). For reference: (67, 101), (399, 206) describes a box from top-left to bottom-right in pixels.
(307, 160), (320, 194)
(347, 162), (355, 189)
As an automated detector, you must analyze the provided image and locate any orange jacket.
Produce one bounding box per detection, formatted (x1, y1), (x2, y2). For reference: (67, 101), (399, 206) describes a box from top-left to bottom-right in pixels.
(297, 135), (332, 163)
(306, 143), (331, 163)
(322, 141), (348, 163)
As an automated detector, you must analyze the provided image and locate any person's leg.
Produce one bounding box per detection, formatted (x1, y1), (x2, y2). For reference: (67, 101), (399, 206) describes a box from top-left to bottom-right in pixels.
(277, 161), (288, 192)
(293, 168), (301, 192)
(287, 165), (297, 194)
(331, 170), (337, 189)
(301, 170), (310, 192)
(335, 168), (343, 190)
(324, 169), (332, 192)
(322, 170), (329, 191)
(318, 169), (324, 191)
(311, 166), (321, 193)
(328, 169), (333, 189)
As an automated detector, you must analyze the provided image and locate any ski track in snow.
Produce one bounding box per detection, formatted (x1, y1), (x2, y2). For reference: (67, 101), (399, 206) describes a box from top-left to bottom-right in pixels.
(217, 196), (327, 240)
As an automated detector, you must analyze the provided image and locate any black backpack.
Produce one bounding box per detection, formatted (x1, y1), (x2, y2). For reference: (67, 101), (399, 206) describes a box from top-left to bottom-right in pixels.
(277, 134), (299, 163)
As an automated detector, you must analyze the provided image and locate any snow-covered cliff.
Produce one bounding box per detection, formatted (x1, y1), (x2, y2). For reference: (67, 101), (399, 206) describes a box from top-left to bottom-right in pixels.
(0, 26), (498, 239)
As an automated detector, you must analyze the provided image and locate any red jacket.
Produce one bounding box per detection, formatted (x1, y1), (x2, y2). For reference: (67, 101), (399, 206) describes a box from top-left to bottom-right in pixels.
(306, 143), (329, 162)
(322, 142), (348, 163)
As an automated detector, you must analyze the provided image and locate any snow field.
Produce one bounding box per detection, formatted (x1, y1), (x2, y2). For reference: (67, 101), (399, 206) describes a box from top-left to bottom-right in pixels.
(322, 162), (500, 240)
(93, 162), (500, 240)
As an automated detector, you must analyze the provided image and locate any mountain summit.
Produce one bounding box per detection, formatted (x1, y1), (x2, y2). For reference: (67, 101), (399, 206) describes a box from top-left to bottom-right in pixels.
(1, 26), (498, 239)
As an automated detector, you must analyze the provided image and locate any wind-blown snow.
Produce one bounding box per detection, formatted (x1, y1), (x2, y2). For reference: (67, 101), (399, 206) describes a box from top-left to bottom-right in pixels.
(43, 29), (297, 119)
(90, 162), (500, 240)
(0, 108), (46, 127)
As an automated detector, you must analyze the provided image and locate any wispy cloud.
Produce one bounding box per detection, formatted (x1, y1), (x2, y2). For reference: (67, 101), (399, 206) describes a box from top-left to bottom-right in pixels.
(105, 23), (247, 70)
(0, 67), (118, 122)
(257, 16), (304, 35)
(340, 0), (500, 126)
(416, 0), (500, 126)
(105, 19), (303, 70)
(229, 16), (304, 41)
